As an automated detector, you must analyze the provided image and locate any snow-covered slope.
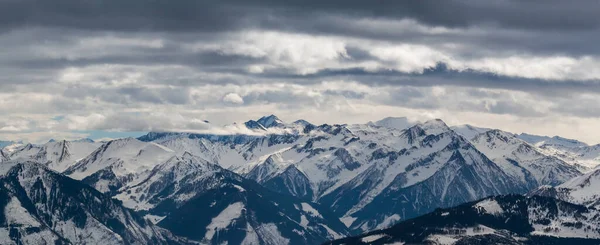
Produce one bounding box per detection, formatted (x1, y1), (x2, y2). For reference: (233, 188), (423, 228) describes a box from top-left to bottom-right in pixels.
(64, 138), (176, 194)
(368, 117), (413, 130)
(518, 133), (588, 148)
(6, 140), (101, 172)
(471, 129), (582, 187)
(451, 124), (492, 140)
(8, 143), (42, 160)
(531, 167), (600, 209)
(329, 195), (600, 245)
(537, 144), (600, 170)
(516, 133), (600, 169)
(0, 160), (190, 245)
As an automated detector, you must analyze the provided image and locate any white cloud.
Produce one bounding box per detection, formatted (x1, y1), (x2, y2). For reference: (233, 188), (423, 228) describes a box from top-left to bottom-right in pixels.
(192, 31), (350, 75)
(368, 44), (450, 73)
(222, 93), (245, 104)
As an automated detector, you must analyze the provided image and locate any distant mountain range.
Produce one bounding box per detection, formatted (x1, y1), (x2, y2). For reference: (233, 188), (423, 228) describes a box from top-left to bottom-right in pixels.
(2, 115), (600, 244)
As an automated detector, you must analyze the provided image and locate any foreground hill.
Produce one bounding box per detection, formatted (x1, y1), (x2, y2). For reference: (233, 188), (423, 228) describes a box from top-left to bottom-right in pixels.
(531, 166), (600, 209)
(327, 195), (600, 245)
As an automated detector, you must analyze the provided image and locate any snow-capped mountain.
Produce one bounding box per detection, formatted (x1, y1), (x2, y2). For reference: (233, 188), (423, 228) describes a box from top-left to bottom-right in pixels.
(2, 114), (594, 244)
(332, 122), (526, 231)
(61, 138), (350, 244)
(537, 144), (600, 170)
(257, 114), (285, 128)
(367, 117), (413, 130)
(518, 133), (588, 148)
(141, 117), (561, 232)
(8, 143), (41, 160)
(1, 142), (25, 155)
(531, 166), (600, 209)
(244, 115), (285, 131)
(471, 130), (582, 187)
(515, 133), (600, 169)
(64, 137), (176, 194)
(7, 140), (101, 172)
(328, 195), (600, 245)
(145, 156), (350, 244)
(0, 160), (190, 245)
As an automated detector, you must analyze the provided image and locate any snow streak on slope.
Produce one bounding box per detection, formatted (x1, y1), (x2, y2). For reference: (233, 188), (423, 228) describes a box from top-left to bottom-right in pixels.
(204, 202), (245, 240)
(451, 124), (492, 141)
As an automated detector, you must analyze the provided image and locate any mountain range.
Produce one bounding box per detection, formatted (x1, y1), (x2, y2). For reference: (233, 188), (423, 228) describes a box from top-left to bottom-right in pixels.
(2, 115), (600, 244)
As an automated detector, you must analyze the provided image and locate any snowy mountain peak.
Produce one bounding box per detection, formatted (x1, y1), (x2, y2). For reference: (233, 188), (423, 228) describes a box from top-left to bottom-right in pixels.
(257, 114), (284, 128)
(370, 117), (412, 130)
(400, 124), (427, 144)
(74, 137), (95, 143)
(293, 119), (313, 126)
(418, 118), (451, 135)
(64, 137), (176, 183)
(451, 124), (492, 140)
(244, 120), (267, 130)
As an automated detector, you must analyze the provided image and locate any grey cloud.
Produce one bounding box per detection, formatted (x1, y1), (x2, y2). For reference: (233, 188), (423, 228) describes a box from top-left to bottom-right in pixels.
(486, 101), (544, 117)
(249, 64), (600, 97)
(3, 0), (599, 32)
(0, 0), (252, 33)
(1, 0), (600, 142)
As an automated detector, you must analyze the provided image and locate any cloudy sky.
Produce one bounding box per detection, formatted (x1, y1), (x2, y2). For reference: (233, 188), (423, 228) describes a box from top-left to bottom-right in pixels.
(2, 0), (600, 143)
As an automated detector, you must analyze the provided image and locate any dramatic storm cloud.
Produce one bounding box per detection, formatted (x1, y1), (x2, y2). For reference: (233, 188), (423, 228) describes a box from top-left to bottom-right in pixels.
(1, 0), (600, 143)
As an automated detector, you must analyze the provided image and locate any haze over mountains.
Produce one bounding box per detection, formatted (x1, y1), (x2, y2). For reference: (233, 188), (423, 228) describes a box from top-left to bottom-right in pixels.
(2, 115), (600, 244)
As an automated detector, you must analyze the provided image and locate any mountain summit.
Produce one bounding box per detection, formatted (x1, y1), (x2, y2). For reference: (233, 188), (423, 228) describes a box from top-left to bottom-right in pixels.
(257, 114), (285, 128)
